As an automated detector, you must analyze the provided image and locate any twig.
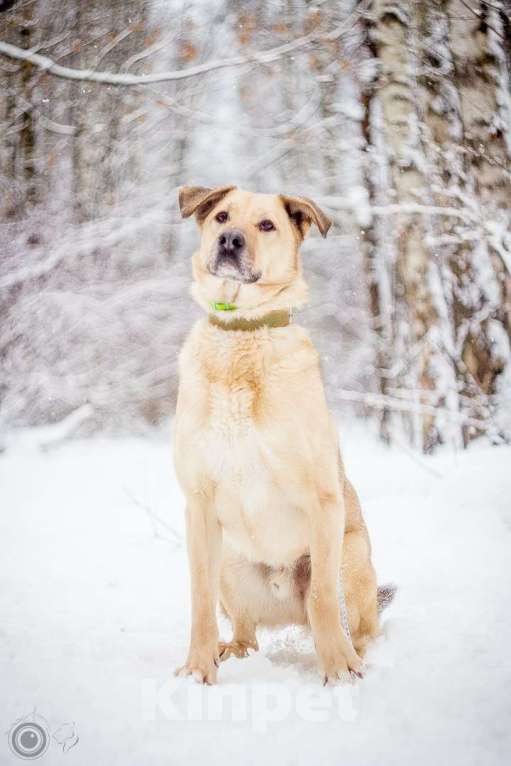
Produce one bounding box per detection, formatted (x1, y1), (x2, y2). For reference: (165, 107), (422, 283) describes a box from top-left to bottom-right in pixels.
(124, 487), (183, 549)
(456, 0), (507, 42)
(94, 27), (135, 68)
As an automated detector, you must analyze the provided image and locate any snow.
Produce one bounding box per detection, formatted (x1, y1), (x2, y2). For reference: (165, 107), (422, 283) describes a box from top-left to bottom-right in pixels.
(1, 425), (510, 765)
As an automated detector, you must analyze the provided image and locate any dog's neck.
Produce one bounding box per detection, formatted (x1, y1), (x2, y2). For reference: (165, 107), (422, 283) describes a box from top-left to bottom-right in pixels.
(208, 309), (291, 332)
(190, 256), (310, 321)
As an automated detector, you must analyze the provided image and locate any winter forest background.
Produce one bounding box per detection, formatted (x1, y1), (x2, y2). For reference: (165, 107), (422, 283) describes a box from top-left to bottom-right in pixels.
(1, 0), (510, 453)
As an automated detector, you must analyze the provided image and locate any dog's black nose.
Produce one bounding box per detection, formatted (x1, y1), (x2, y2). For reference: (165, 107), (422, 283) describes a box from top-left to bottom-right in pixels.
(218, 229), (245, 255)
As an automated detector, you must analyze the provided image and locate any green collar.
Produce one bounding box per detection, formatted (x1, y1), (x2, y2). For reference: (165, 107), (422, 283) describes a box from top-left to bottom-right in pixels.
(211, 301), (237, 312)
(209, 309), (291, 332)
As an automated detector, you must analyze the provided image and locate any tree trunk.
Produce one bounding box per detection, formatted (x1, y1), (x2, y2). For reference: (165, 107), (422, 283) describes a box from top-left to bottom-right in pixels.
(365, 0), (461, 451)
(0, 0), (37, 217)
(445, 0), (511, 439)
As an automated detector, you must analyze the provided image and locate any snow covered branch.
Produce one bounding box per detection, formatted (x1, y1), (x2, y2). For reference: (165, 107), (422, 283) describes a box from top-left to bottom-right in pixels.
(336, 389), (490, 431)
(2, 404), (93, 451)
(0, 8), (366, 87)
(321, 197), (479, 223)
(0, 210), (167, 290)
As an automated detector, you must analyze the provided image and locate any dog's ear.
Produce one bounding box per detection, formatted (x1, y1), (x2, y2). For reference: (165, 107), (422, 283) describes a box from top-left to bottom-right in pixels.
(179, 185), (236, 224)
(280, 194), (331, 239)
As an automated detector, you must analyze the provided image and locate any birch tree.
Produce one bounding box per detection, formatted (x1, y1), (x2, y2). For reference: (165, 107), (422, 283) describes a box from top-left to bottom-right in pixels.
(364, 0), (461, 450)
(445, 0), (511, 438)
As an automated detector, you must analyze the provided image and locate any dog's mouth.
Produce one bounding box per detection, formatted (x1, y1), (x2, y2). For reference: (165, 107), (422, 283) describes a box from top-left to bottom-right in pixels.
(208, 252), (261, 284)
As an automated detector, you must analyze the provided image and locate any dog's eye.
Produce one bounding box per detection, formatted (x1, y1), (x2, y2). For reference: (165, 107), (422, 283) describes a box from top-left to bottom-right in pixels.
(215, 211), (229, 223)
(259, 219), (275, 232)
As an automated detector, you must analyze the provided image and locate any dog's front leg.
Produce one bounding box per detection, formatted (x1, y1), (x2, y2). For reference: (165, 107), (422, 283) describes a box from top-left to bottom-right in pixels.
(176, 493), (222, 684)
(307, 494), (363, 684)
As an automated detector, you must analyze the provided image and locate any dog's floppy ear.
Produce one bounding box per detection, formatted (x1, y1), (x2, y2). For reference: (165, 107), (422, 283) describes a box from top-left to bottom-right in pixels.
(179, 185), (236, 224)
(280, 194), (331, 239)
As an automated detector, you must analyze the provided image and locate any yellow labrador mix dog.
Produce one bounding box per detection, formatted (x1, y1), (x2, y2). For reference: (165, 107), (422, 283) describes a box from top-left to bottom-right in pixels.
(174, 185), (389, 685)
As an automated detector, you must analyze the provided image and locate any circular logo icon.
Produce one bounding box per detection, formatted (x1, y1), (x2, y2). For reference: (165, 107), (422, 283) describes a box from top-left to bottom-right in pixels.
(8, 722), (50, 760)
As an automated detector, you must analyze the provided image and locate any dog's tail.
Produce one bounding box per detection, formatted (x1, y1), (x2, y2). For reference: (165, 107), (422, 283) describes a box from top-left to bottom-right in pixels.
(377, 583), (397, 613)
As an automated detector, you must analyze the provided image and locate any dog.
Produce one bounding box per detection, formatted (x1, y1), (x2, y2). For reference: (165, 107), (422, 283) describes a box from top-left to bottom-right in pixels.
(174, 185), (390, 685)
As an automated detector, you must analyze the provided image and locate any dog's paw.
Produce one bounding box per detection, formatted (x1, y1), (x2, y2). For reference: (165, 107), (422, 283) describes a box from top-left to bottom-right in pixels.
(320, 650), (364, 686)
(218, 639), (258, 662)
(175, 647), (219, 685)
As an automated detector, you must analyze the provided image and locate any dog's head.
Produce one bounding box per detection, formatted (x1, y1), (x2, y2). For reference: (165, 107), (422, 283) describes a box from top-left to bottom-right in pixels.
(179, 185), (331, 315)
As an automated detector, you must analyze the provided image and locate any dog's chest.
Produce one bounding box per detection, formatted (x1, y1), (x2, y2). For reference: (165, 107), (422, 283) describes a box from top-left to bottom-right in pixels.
(201, 334), (267, 439)
(197, 342), (308, 564)
(202, 373), (267, 478)
(207, 380), (257, 439)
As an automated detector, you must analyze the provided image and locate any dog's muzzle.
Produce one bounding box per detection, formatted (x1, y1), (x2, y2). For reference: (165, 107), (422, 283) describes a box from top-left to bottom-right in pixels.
(209, 229), (260, 283)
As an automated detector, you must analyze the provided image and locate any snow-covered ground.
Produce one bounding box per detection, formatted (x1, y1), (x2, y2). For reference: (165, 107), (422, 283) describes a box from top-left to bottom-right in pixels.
(1, 425), (510, 765)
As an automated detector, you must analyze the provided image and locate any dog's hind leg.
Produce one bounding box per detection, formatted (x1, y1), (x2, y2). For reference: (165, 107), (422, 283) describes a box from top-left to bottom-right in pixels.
(342, 481), (379, 657)
(218, 550), (259, 661)
(218, 622), (258, 661)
